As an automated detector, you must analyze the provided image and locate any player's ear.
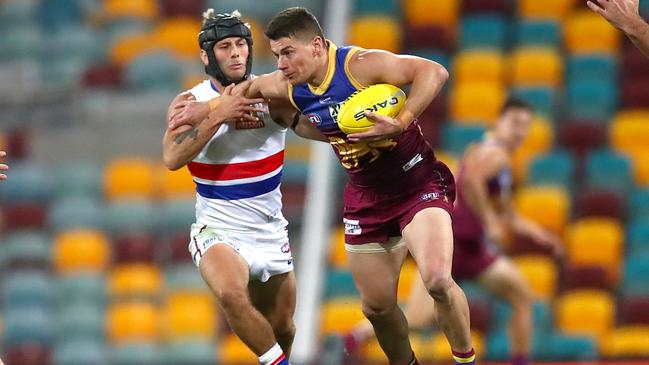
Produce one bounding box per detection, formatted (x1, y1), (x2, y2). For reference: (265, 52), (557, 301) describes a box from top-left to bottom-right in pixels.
(311, 36), (325, 57)
(200, 50), (209, 66)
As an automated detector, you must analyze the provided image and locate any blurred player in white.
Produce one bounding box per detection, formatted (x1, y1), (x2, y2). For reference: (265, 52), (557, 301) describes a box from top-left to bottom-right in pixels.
(163, 9), (324, 365)
(588, 0), (649, 58)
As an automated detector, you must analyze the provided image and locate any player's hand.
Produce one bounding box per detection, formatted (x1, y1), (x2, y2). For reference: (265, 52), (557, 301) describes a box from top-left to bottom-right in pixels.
(0, 150), (8, 181)
(588, 0), (643, 33)
(346, 112), (405, 142)
(215, 83), (267, 123)
(528, 225), (564, 258)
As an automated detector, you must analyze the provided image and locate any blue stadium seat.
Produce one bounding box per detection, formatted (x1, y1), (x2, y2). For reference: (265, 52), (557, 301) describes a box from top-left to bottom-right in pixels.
(154, 198), (195, 233)
(2, 230), (51, 267)
(0, 161), (53, 203)
(3, 306), (54, 346)
(458, 281), (492, 304)
(53, 339), (107, 365)
(104, 199), (156, 234)
(585, 149), (633, 195)
(109, 344), (164, 365)
(460, 15), (509, 50)
(491, 301), (553, 338)
(37, 0), (82, 31)
(485, 329), (509, 360)
(48, 196), (104, 232)
(125, 50), (181, 91)
(538, 334), (597, 361)
(2, 270), (56, 310)
(354, 0), (400, 16)
(621, 256), (649, 298)
(410, 49), (451, 71)
(325, 269), (359, 299)
(515, 20), (560, 47)
(528, 150), (574, 189)
(0, 0), (39, 27)
(165, 340), (218, 365)
(511, 86), (556, 118)
(567, 54), (617, 84)
(0, 24), (41, 60)
(627, 219), (649, 258)
(53, 162), (103, 199)
(165, 264), (207, 291)
(566, 79), (617, 121)
(58, 275), (107, 307)
(56, 302), (105, 342)
(282, 160), (309, 184)
(441, 124), (486, 156)
(629, 188), (649, 220)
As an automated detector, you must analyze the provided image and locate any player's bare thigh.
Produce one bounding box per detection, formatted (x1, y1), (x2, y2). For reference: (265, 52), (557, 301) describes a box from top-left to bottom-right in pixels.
(199, 243), (250, 296)
(248, 271), (297, 327)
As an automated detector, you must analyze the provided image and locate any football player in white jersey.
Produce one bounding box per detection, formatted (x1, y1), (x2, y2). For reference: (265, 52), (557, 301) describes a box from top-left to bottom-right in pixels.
(163, 9), (324, 365)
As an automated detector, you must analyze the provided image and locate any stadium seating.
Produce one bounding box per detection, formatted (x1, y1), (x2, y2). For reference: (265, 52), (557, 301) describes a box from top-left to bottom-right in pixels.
(518, 0), (575, 20)
(103, 158), (155, 201)
(527, 150), (574, 188)
(164, 291), (216, 340)
(109, 343), (163, 365)
(104, 0), (159, 20)
(627, 218), (649, 257)
(158, 165), (195, 199)
(512, 255), (558, 300)
(108, 263), (163, 299)
(576, 189), (625, 220)
(450, 81), (506, 123)
(559, 120), (607, 157)
(53, 339), (107, 365)
(218, 333), (258, 364)
(564, 11), (620, 54)
(321, 299), (365, 333)
(630, 189), (649, 220)
(404, 0), (460, 28)
(441, 124), (486, 156)
(453, 50), (504, 84)
(621, 256), (649, 298)
(48, 195), (104, 232)
(509, 47), (563, 87)
(585, 149), (634, 194)
(555, 289), (616, 343)
(1, 230), (51, 269)
(511, 86), (557, 118)
(459, 15), (508, 50)
(349, 16), (402, 53)
(566, 79), (617, 121)
(153, 18), (201, 59)
(564, 265), (611, 291)
(514, 185), (570, 234)
(164, 340), (217, 365)
(53, 229), (110, 274)
(601, 326), (649, 358)
(514, 20), (561, 47)
(107, 301), (159, 343)
(56, 302), (106, 342)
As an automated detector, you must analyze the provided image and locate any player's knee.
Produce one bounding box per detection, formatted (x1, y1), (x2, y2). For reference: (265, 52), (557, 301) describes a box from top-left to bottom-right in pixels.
(362, 300), (398, 322)
(423, 271), (453, 300)
(510, 285), (534, 309)
(216, 288), (250, 314)
(273, 317), (296, 341)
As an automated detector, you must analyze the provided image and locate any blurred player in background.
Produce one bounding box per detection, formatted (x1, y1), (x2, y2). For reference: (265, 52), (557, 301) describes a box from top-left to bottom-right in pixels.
(163, 9), (325, 365)
(589, 0), (649, 57)
(0, 150), (7, 181)
(344, 99), (563, 365)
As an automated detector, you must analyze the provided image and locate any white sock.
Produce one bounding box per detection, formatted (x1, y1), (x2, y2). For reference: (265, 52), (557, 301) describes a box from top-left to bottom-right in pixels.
(258, 343), (287, 365)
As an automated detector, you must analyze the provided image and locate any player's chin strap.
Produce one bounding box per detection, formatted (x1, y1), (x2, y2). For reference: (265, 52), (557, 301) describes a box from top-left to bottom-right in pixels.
(198, 12), (253, 86)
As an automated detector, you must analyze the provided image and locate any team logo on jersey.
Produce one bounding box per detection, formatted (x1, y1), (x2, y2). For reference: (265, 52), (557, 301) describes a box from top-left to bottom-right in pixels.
(281, 243), (291, 253)
(307, 114), (321, 125)
(343, 218), (362, 235)
(420, 192), (449, 203)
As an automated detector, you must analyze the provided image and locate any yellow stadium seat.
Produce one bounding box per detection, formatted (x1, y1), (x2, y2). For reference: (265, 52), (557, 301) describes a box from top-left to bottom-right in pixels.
(164, 291), (216, 340)
(329, 226), (347, 269)
(623, 147), (649, 187)
(555, 289), (615, 343)
(108, 263), (163, 298)
(610, 110), (649, 152)
(450, 82), (506, 124)
(321, 299), (364, 334)
(360, 338), (390, 361)
(0, 132), (6, 151)
(158, 165), (195, 200)
(108, 301), (159, 343)
(182, 74), (205, 91)
(453, 51), (504, 85)
(514, 186), (570, 235)
(219, 333), (257, 363)
(53, 229), (110, 274)
(565, 11), (620, 54)
(404, 0), (460, 27)
(104, 0), (158, 20)
(397, 260), (418, 301)
(154, 18), (201, 59)
(566, 218), (624, 285)
(601, 326), (649, 358)
(435, 151), (459, 176)
(512, 116), (554, 182)
(245, 17), (270, 60)
(512, 255), (558, 300)
(284, 141), (311, 163)
(110, 33), (159, 66)
(349, 16), (401, 53)
(519, 0), (576, 20)
(509, 47), (563, 87)
(104, 158), (155, 201)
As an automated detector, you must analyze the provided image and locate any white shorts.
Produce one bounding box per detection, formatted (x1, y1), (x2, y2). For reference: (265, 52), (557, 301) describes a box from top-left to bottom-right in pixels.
(188, 223), (293, 282)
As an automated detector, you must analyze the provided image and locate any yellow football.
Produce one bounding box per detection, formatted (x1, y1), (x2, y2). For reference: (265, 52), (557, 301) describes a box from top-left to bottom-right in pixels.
(337, 84), (407, 134)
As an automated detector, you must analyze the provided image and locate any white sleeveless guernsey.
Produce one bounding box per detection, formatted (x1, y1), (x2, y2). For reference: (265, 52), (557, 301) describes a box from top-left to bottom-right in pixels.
(186, 79), (293, 281)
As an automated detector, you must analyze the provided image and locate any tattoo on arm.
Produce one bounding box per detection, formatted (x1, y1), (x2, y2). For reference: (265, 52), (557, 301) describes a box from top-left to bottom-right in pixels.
(174, 128), (198, 144)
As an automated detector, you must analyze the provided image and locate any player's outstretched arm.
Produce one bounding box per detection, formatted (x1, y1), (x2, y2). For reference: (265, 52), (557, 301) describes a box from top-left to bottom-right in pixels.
(588, 0), (649, 58)
(510, 212), (564, 257)
(345, 49), (449, 142)
(0, 150), (8, 181)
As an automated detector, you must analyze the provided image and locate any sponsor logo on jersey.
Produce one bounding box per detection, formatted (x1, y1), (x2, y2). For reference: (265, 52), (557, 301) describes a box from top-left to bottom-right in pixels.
(343, 218), (362, 235)
(353, 97), (400, 121)
(281, 243), (291, 253)
(329, 102), (342, 120)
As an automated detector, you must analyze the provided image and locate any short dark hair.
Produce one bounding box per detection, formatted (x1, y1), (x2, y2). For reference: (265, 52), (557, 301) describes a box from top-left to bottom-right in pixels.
(265, 7), (325, 42)
(500, 97), (533, 115)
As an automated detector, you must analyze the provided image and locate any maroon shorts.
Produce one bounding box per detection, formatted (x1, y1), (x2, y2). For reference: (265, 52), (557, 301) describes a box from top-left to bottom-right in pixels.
(343, 160), (456, 245)
(451, 235), (500, 280)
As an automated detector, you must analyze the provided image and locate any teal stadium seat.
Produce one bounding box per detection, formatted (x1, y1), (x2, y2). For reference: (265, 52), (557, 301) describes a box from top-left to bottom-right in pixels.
(621, 256), (649, 298)
(567, 79), (617, 121)
(585, 149), (633, 195)
(528, 150), (574, 189)
(325, 269), (359, 299)
(165, 264), (207, 291)
(629, 188), (649, 220)
(515, 20), (560, 47)
(491, 301), (553, 338)
(164, 341), (217, 365)
(56, 302), (105, 342)
(485, 329), (510, 360)
(49, 196), (104, 231)
(109, 344), (164, 365)
(0, 24), (41, 60)
(567, 54), (617, 84)
(539, 334), (597, 361)
(627, 219), (649, 259)
(511, 86), (556, 118)
(460, 15), (509, 50)
(58, 275), (107, 307)
(2, 230), (51, 267)
(282, 160), (309, 184)
(410, 49), (451, 72)
(104, 199), (156, 234)
(155, 198), (195, 233)
(125, 50), (181, 91)
(441, 124), (486, 156)
(37, 0), (82, 31)
(2, 306), (54, 346)
(53, 162), (103, 199)
(354, 0), (400, 16)
(0, 0), (39, 28)
(53, 339), (107, 365)
(106, 19), (153, 46)
(458, 281), (492, 304)
(2, 270), (56, 310)
(0, 161), (53, 203)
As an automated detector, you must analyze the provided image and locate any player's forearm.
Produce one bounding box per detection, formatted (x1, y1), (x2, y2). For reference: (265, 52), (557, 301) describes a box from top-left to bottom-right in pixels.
(163, 118), (223, 170)
(294, 119), (329, 142)
(396, 62), (449, 128)
(461, 175), (500, 225)
(625, 16), (649, 58)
